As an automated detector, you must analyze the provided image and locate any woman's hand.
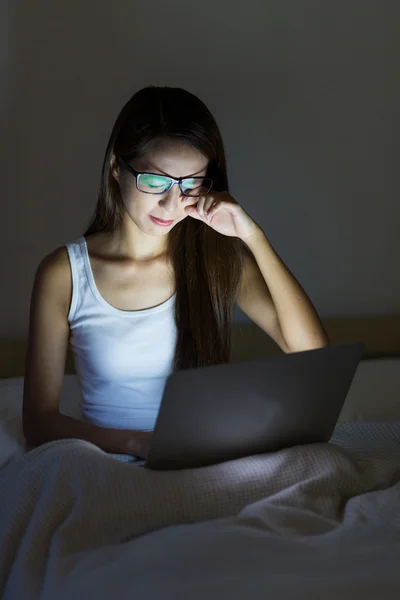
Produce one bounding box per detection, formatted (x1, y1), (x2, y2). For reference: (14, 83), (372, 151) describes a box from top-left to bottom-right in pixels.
(123, 430), (153, 459)
(184, 191), (261, 242)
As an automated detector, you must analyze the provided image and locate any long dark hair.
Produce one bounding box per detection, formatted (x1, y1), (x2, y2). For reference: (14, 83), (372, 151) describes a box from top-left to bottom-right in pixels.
(85, 86), (244, 370)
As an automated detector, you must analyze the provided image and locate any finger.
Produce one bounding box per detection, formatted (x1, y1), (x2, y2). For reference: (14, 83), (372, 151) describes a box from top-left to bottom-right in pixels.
(206, 200), (219, 219)
(196, 196), (207, 219)
(207, 199), (226, 219)
(204, 196), (216, 215)
(184, 205), (205, 221)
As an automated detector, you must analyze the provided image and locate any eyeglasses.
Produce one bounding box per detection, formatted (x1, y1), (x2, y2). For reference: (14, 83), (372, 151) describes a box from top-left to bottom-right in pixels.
(118, 156), (213, 197)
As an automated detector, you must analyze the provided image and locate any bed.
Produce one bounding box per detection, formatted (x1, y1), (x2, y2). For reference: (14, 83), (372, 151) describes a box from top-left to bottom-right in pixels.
(0, 316), (399, 600)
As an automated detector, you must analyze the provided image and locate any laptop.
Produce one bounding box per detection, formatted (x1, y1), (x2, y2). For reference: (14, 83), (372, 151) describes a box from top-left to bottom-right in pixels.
(144, 341), (364, 470)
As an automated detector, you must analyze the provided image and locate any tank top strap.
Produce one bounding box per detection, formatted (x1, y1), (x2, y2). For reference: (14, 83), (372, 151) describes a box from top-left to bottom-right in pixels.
(65, 236), (88, 322)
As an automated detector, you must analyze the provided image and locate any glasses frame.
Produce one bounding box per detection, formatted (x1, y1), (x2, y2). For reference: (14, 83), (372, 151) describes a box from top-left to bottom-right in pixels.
(118, 156), (213, 197)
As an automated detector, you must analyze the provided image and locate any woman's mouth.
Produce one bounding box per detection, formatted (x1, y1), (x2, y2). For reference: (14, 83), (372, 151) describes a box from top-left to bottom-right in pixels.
(150, 215), (175, 227)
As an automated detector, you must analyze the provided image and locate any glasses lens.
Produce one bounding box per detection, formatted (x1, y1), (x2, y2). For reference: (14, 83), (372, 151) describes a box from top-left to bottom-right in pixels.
(138, 174), (171, 194)
(181, 177), (213, 196)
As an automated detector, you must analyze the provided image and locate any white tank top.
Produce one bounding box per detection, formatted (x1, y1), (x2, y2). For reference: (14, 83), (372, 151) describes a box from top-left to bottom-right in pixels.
(65, 236), (177, 431)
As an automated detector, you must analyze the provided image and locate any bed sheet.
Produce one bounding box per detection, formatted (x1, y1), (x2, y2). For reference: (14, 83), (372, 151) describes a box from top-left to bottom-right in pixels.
(0, 421), (399, 600)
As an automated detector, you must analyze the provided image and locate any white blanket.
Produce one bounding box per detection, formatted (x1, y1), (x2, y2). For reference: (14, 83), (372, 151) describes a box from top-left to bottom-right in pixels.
(0, 422), (400, 600)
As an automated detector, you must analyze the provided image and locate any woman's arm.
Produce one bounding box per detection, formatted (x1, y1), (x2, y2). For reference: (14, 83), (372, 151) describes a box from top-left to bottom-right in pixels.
(23, 247), (150, 458)
(237, 230), (329, 353)
(25, 410), (152, 457)
(185, 190), (328, 352)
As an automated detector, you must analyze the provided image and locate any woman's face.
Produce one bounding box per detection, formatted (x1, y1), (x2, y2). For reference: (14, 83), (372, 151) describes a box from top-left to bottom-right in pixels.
(111, 139), (209, 236)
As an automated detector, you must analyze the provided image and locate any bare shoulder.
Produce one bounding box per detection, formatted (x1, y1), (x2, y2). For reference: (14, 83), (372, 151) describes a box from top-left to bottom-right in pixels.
(35, 245), (71, 284)
(33, 246), (72, 313)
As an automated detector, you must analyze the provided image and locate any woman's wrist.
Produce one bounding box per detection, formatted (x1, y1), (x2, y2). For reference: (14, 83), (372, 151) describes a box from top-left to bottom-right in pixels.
(116, 429), (138, 455)
(241, 225), (265, 247)
(117, 429), (153, 458)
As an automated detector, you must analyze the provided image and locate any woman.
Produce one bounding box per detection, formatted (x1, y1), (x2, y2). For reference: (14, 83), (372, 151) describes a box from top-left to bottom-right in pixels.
(22, 86), (328, 460)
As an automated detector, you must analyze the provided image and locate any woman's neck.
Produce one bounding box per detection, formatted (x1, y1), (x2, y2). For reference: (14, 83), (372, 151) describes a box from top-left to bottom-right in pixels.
(111, 225), (169, 262)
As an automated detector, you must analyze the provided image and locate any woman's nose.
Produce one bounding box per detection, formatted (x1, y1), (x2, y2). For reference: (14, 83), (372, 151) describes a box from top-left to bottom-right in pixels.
(158, 185), (182, 212)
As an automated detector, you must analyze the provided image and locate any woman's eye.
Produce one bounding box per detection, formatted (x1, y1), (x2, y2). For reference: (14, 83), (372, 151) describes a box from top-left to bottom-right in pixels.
(147, 177), (166, 187)
(139, 174), (169, 191)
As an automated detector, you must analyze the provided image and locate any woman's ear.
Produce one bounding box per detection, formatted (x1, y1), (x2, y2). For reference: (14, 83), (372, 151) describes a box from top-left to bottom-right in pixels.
(110, 153), (120, 182)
